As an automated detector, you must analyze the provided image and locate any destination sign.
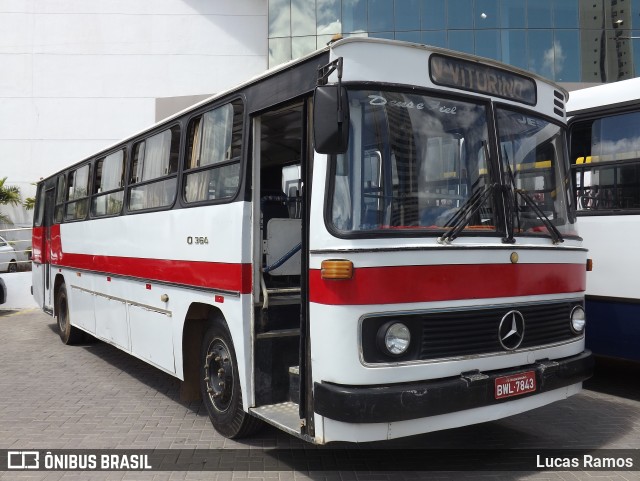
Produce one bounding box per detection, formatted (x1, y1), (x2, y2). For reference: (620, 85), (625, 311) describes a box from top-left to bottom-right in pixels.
(430, 54), (536, 105)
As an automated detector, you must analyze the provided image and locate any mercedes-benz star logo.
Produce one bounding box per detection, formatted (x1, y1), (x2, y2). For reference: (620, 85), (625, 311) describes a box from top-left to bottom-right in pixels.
(498, 310), (525, 350)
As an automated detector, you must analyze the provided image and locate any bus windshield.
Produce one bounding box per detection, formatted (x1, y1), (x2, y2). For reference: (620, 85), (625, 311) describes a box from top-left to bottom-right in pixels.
(329, 89), (574, 239)
(330, 90), (494, 234)
(496, 108), (574, 237)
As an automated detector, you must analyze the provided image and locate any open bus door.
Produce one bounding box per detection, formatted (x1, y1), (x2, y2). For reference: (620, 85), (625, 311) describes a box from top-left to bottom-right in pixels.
(32, 184), (56, 313)
(248, 100), (314, 439)
(42, 187), (56, 312)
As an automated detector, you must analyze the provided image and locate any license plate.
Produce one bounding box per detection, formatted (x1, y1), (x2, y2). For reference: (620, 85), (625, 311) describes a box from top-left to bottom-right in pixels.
(494, 371), (536, 399)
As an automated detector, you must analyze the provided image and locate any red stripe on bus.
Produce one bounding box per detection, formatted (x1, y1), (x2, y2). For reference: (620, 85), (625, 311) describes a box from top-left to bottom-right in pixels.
(53, 252), (253, 293)
(309, 263), (585, 305)
(40, 225), (252, 293)
(32, 226), (45, 263)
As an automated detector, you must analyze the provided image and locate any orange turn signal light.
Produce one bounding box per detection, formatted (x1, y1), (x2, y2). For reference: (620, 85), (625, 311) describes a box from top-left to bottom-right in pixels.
(321, 259), (353, 280)
(586, 258), (593, 272)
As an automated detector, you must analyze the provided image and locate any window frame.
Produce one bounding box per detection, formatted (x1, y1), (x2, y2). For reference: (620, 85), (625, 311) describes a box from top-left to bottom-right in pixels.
(181, 98), (245, 207)
(570, 109), (640, 216)
(62, 162), (92, 223)
(33, 183), (45, 227)
(53, 174), (66, 224)
(126, 123), (182, 214)
(91, 148), (127, 218)
(573, 159), (640, 216)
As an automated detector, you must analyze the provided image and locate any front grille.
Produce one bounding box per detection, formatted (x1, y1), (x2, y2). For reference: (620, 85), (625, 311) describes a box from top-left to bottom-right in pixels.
(361, 300), (582, 363)
(419, 301), (578, 360)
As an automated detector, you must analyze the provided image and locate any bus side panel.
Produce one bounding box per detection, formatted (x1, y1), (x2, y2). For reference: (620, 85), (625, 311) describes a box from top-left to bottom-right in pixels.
(129, 304), (173, 368)
(56, 205), (248, 291)
(51, 202), (254, 402)
(32, 262), (45, 309)
(579, 215), (640, 300)
(32, 226), (45, 309)
(71, 284), (97, 335)
(585, 298), (640, 362)
(577, 214), (640, 361)
(95, 294), (128, 349)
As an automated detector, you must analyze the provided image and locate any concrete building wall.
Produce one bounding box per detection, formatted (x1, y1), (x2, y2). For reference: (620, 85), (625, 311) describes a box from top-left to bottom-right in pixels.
(0, 0), (268, 210)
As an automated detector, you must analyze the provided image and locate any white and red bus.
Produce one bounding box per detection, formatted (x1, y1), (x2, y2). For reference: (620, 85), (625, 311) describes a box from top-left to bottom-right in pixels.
(32, 38), (593, 444)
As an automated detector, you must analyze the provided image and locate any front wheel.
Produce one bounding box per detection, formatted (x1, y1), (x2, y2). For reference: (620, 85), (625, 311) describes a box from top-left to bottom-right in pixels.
(200, 322), (262, 438)
(56, 283), (83, 345)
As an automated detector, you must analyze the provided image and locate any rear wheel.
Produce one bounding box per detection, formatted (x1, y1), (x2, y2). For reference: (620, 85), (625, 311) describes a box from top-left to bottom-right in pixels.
(56, 283), (83, 344)
(200, 321), (262, 438)
(8, 261), (16, 273)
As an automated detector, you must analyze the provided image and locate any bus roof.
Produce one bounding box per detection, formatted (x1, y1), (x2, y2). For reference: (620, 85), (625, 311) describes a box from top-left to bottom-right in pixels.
(567, 77), (640, 116)
(331, 37), (567, 95)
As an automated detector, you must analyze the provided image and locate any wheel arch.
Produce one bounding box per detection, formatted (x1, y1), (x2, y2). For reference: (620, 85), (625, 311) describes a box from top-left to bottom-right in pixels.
(180, 302), (227, 402)
(52, 273), (66, 317)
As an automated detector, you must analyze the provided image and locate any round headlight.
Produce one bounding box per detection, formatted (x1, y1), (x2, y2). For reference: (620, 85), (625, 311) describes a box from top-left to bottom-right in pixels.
(570, 305), (586, 333)
(379, 322), (411, 356)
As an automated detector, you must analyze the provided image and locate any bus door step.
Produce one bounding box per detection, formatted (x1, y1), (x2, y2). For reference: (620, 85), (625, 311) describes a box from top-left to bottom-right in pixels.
(255, 328), (300, 339)
(265, 287), (301, 306)
(250, 401), (302, 437)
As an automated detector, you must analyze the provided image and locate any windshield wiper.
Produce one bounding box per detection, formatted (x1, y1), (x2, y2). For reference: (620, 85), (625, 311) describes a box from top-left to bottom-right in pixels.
(502, 147), (564, 244)
(438, 183), (496, 244)
(514, 189), (564, 244)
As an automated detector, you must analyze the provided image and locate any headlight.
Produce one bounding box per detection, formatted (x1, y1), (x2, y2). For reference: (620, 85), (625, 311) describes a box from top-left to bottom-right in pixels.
(377, 322), (411, 356)
(570, 305), (586, 334)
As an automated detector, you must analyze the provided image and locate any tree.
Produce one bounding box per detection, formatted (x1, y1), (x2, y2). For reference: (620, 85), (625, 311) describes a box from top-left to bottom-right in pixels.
(23, 181), (37, 211)
(23, 197), (35, 211)
(0, 177), (22, 224)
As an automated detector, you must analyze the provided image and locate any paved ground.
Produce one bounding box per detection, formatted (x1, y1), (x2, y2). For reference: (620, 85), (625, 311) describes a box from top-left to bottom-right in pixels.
(0, 309), (639, 480)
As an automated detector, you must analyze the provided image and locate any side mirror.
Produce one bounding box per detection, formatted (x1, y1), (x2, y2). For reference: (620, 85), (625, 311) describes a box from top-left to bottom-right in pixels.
(313, 85), (349, 155)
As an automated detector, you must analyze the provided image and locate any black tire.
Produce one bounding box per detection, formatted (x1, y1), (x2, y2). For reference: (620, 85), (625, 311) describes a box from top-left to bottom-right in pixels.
(56, 283), (83, 345)
(8, 261), (17, 273)
(200, 321), (262, 438)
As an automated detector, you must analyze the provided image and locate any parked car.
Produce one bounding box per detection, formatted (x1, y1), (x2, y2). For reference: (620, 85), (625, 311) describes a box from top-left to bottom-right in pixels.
(0, 236), (18, 273)
(0, 277), (6, 304)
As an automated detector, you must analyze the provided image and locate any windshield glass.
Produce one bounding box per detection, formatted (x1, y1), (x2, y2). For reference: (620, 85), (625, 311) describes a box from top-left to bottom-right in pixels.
(495, 108), (575, 237)
(329, 90), (495, 234)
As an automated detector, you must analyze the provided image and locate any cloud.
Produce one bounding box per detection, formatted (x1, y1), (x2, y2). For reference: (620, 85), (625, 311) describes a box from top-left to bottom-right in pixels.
(543, 41), (565, 77)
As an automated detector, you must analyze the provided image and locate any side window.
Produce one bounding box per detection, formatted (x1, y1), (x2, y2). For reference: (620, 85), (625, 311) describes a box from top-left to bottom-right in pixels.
(92, 149), (126, 217)
(34, 184), (45, 227)
(571, 113), (640, 212)
(64, 164), (91, 221)
(183, 100), (243, 203)
(575, 163), (640, 211)
(282, 164), (302, 218)
(128, 125), (180, 211)
(54, 175), (66, 223)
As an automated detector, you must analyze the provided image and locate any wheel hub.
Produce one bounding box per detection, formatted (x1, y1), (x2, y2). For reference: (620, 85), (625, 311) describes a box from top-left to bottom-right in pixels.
(204, 339), (233, 412)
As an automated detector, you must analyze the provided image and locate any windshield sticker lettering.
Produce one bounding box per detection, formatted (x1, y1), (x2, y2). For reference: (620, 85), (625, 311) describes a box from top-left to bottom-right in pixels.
(368, 95), (424, 110)
(515, 114), (541, 127)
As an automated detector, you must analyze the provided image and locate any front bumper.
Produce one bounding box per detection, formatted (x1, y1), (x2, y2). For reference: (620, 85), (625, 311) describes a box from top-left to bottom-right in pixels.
(314, 350), (594, 423)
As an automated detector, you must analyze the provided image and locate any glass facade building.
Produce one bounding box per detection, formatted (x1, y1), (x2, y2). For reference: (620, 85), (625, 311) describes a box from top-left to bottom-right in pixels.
(268, 0), (640, 84)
